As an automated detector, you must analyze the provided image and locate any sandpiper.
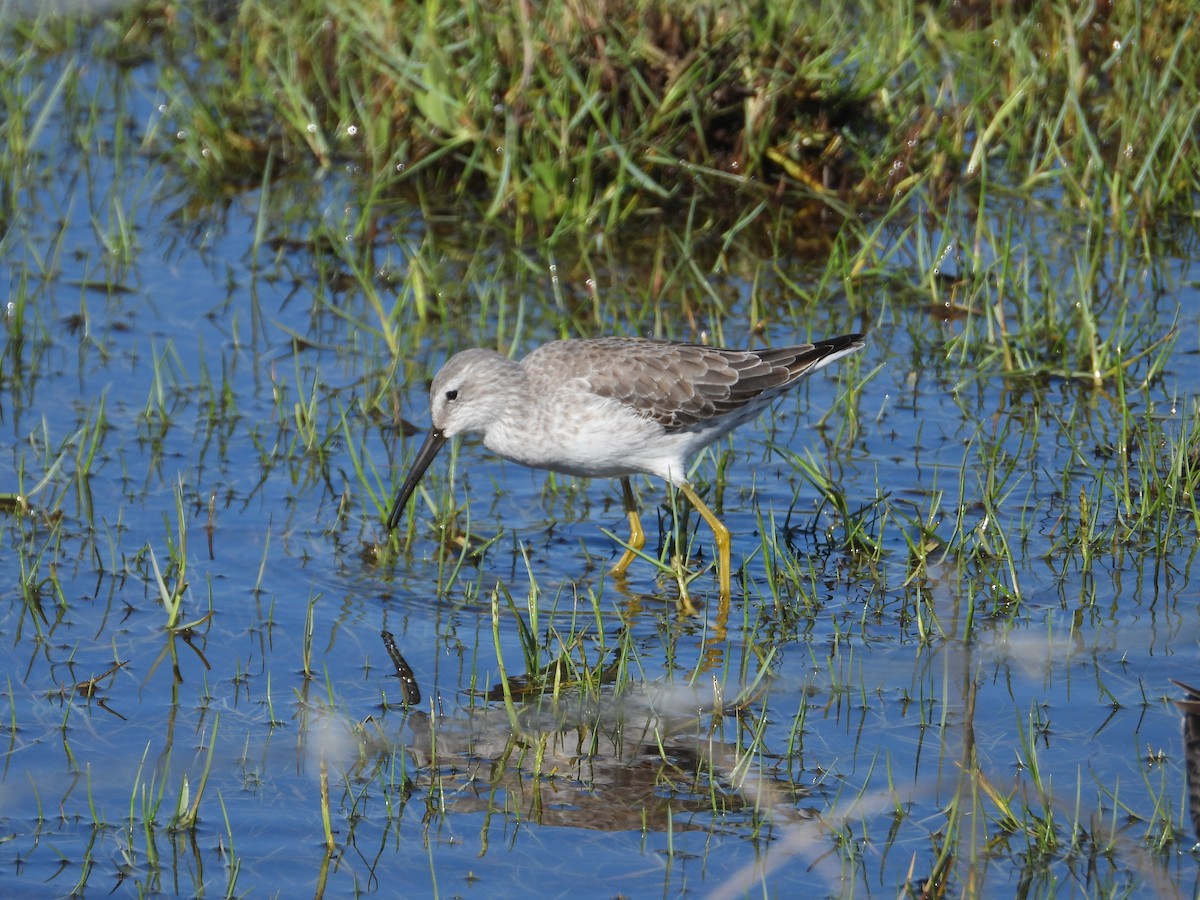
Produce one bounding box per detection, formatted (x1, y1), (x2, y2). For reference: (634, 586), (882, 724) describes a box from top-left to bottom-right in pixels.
(388, 333), (865, 602)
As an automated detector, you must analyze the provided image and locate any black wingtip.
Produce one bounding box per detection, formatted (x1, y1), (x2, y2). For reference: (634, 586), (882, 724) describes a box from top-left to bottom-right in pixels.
(806, 332), (867, 360)
(819, 332), (867, 350)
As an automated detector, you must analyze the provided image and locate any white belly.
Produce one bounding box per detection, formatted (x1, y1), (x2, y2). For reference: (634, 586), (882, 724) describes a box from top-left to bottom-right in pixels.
(483, 392), (690, 484)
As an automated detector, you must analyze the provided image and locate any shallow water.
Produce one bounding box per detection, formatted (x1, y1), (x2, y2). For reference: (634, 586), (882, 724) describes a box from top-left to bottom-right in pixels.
(3, 16), (1200, 900)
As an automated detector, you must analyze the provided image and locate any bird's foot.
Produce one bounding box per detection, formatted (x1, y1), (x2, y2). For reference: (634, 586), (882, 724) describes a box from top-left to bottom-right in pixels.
(670, 555), (702, 616)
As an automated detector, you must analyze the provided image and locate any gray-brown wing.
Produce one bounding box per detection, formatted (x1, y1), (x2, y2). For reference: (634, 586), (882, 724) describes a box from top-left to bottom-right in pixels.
(525, 337), (856, 432)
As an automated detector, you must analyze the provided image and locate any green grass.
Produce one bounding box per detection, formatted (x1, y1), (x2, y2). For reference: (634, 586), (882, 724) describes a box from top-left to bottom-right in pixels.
(128, 0), (1198, 251)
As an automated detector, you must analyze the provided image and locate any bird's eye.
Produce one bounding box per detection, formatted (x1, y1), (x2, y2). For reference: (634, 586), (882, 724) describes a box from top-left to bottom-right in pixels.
(445, 390), (459, 401)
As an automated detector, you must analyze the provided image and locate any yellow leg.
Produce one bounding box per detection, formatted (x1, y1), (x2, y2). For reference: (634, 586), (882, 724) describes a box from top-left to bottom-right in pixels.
(611, 477), (645, 577)
(678, 482), (732, 602)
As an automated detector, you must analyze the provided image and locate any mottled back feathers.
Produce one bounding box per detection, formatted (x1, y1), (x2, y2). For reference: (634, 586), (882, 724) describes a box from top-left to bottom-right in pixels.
(522, 335), (863, 432)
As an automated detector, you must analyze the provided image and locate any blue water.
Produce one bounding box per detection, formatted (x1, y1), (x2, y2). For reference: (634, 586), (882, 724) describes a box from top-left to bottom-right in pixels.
(2, 17), (1200, 900)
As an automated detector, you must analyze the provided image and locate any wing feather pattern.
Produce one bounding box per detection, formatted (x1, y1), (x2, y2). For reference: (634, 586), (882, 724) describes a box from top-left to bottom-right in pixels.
(523, 335), (863, 433)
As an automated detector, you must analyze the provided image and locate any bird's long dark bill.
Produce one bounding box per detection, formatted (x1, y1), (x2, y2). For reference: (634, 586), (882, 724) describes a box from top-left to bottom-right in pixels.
(386, 428), (447, 530)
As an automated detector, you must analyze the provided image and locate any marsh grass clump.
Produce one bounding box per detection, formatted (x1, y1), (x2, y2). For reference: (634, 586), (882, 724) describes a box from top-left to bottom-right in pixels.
(8, 0), (1197, 249)
(115, 0), (1197, 247)
(149, 0), (918, 234)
